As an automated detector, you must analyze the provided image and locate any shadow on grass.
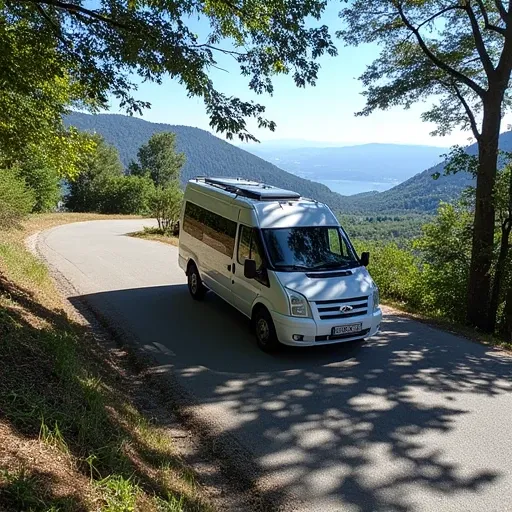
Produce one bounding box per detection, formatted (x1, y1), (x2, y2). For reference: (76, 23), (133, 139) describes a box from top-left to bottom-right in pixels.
(0, 466), (87, 512)
(0, 274), (209, 511)
(72, 283), (512, 512)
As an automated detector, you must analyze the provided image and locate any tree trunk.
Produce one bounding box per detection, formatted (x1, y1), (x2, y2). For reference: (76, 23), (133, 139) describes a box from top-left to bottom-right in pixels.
(467, 94), (503, 332)
(489, 219), (511, 332)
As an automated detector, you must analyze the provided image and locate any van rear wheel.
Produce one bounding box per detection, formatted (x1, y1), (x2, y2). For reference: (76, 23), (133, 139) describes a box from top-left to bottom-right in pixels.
(188, 263), (207, 300)
(253, 308), (280, 352)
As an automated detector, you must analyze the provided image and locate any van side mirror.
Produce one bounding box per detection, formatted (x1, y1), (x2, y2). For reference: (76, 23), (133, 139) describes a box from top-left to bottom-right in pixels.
(360, 252), (370, 267)
(244, 259), (257, 279)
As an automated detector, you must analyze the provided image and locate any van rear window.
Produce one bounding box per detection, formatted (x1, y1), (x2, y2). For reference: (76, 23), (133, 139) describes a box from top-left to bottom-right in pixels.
(183, 202), (236, 257)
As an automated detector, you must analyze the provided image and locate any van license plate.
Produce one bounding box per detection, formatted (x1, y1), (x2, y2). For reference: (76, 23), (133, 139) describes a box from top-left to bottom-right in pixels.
(332, 323), (362, 336)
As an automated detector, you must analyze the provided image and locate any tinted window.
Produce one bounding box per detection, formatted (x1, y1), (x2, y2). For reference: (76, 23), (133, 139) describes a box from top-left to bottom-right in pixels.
(183, 202), (236, 257)
(237, 226), (263, 269)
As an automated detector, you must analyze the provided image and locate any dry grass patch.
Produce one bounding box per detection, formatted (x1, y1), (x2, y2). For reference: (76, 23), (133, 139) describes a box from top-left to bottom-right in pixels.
(128, 226), (178, 247)
(0, 213), (212, 512)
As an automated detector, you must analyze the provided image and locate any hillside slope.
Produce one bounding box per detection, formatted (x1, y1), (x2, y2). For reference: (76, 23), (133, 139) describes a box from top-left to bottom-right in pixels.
(65, 112), (344, 208)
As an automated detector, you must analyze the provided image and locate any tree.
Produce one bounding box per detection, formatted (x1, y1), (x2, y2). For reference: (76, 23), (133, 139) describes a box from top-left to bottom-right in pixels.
(130, 133), (185, 187)
(66, 136), (124, 212)
(149, 184), (183, 232)
(339, 1), (512, 332)
(0, 168), (35, 229)
(4, 0), (336, 142)
(0, 20), (97, 180)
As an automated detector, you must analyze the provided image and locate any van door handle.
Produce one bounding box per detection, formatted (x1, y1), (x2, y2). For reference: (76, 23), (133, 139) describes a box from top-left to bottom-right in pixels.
(227, 264), (231, 272)
(232, 263), (236, 273)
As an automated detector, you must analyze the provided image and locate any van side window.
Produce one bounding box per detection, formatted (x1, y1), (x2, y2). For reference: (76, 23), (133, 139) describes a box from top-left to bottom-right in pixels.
(183, 201), (236, 257)
(237, 226), (263, 269)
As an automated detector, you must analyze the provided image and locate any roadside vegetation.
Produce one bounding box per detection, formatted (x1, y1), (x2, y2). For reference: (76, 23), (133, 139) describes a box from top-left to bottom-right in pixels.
(348, 172), (512, 350)
(0, 214), (212, 511)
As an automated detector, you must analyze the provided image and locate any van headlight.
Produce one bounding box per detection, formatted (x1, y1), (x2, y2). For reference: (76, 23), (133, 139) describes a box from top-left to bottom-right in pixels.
(373, 287), (380, 311)
(285, 288), (311, 318)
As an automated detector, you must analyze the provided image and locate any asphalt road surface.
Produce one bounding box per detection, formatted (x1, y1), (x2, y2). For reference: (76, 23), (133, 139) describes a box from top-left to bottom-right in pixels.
(39, 219), (512, 512)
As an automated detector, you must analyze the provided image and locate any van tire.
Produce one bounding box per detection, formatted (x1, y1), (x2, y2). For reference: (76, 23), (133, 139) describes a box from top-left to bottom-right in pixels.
(187, 262), (207, 300)
(253, 307), (280, 352)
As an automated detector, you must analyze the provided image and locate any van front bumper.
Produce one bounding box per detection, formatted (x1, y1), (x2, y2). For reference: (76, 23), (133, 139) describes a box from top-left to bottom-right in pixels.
(271, 308), (382, 347)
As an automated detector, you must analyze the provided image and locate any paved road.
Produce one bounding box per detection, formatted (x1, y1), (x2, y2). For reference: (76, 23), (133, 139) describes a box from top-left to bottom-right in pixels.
(39, 220), (512, 512)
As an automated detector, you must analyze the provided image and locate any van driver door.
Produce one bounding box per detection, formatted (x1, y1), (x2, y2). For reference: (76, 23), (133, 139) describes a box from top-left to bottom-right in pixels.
(231, 225), (264, 317)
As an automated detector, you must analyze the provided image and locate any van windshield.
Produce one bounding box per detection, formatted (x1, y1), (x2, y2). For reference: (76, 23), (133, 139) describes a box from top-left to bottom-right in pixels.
(261, 226), (360, 271)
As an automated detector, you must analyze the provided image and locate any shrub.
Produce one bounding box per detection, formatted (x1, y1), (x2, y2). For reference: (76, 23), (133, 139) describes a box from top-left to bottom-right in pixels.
(356, 241), (422, 306)
(100, 175), (154, 214)
(18, 162), (61, 212)
(148, 183), (183, 232)
(0, 168), (35, 229)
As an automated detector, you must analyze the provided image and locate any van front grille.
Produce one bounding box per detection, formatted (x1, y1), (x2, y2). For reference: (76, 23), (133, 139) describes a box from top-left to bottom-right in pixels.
(313, 296), (369, 321)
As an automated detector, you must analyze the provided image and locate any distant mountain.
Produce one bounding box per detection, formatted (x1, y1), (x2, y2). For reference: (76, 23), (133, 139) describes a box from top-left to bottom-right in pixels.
(240, 139), (349, 150)
(341, 132), (512, 213)
(65, 112), (344, 208)
(241, 142), (446, 184)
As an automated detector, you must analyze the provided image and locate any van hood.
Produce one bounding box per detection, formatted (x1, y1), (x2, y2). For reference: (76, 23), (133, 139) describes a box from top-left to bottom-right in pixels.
(275, 267), (375, 302)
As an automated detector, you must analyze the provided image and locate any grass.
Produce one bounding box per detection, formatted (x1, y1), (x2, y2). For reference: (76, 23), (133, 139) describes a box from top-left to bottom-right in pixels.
(0, 213), (212, 511)
(128, 226), (179, 247)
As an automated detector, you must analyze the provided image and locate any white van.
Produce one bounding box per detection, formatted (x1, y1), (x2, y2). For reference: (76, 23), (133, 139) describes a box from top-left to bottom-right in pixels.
(178, 178), (382, 351)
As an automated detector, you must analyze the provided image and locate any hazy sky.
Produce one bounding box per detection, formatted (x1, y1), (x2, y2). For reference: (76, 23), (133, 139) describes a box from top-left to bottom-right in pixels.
(108, 4), (508, 148)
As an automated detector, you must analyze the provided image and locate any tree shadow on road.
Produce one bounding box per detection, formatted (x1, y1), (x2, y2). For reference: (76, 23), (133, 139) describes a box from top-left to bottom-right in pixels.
(75, 283), (512, 512)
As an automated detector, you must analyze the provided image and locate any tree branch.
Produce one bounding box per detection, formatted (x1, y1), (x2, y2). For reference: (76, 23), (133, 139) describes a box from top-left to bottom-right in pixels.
(22, 0), (130, 30)
(475, 0), (506, 36)
(394, 1), (486, 98)
(34, 3), (68, 45)
(494, 0), (508, 21)
(465, 3), (495, 76)
(193, 43), (244, 57)
(452, 82), (482, 140)
(416, 5), (465, 31)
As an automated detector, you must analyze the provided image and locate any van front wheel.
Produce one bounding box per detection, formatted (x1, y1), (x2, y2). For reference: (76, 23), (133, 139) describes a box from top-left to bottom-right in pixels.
(253, 308), (280, 352)
(188, 263), (207, 300)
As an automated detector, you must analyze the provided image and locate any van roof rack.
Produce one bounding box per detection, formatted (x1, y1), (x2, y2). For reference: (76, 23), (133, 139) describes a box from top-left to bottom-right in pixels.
(195, 177), (301, 201)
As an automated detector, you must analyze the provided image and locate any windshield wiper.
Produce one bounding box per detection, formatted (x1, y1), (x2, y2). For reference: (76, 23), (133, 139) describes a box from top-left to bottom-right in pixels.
(276, 264), (311, 271)
(311, 261), (353, 270)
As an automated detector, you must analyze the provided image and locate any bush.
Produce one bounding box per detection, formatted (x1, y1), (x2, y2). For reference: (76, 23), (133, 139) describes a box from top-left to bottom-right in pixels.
(148, 183), (183, 232)
(0, 168), (35, 229)
(18, 162), (61, 212)
(100, 175), (155, 214)
(354, 202), (472, 322)
(355, 241), (422, 306)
